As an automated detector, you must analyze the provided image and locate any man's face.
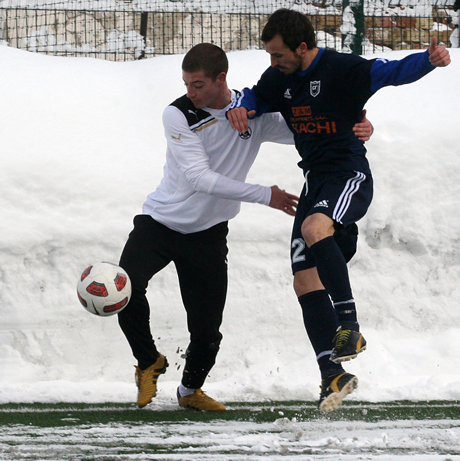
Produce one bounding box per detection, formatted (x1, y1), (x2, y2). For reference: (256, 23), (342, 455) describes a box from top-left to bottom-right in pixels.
(264, 34), (304, 74)
(182, 70), (222, 109)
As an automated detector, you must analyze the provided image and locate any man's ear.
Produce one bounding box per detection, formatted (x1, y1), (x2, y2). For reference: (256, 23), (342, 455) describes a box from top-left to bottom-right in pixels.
(216, 71), (227, 85)
(297, 42), (308, 55)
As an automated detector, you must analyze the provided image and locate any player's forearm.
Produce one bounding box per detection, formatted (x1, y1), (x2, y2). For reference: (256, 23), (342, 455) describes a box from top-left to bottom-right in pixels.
(190, 170), (271, 205)
(370, 50), (435, 93)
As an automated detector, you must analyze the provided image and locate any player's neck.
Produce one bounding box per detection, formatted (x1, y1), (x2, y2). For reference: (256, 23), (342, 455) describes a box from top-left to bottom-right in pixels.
(208, 88), (232, 110)
(301, 47), (320, 71)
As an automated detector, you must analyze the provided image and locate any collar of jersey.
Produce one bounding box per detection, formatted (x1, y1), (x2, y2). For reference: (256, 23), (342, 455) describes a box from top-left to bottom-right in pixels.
(297, 47), (325, 77)
(202, 89), (236, 115)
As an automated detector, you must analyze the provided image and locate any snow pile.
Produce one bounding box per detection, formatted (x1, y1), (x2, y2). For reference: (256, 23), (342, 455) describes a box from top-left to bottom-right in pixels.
(0, 45), (458, 404)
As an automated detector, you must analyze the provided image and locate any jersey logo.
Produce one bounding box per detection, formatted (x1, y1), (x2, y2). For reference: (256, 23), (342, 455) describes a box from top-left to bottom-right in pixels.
(238, 127), (252, 140)
(171, 134), (183, 142)
(314, 199), (329, 208)
(188, 109), (198, 120)
(310, 80), (321, 98)
(292, 106), (312, 117)
(284, 88), (292, 99)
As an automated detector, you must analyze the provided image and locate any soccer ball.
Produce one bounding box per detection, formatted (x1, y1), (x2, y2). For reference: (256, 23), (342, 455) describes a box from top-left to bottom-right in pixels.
(77, 262), (132, 316)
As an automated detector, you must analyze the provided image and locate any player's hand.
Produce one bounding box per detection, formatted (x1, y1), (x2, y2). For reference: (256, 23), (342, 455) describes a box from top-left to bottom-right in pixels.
(227, 107), (255, 133)
(269, 185), (299, 216)
(428, 36), (451, 67)
(352, 109), (374, 142)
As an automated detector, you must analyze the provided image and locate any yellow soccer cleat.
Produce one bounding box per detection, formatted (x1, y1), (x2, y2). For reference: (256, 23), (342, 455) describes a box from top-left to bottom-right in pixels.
(135, 353), (168, 408)
(177, 388), (226, 411)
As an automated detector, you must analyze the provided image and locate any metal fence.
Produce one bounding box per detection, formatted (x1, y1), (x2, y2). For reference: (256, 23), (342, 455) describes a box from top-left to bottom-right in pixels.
(0, 1), (458, 60)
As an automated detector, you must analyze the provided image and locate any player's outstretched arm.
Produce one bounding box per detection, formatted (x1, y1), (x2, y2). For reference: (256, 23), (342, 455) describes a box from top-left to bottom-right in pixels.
(352, 109), (374, 142)
(227, 107), (255, 133)
(428, 36), (451, 67)
(269, 186), (299, 216)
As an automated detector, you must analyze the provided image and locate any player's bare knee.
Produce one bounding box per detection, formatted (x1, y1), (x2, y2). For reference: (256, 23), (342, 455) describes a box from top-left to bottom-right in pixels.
(293, 277), (305, 297)
(301, 220), (321, 247)
(301, 216), (335, 247)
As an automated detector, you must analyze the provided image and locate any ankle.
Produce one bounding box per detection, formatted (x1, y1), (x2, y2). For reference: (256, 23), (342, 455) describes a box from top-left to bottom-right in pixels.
(178, 384), (195, 398)
(339, 322), (359, 332)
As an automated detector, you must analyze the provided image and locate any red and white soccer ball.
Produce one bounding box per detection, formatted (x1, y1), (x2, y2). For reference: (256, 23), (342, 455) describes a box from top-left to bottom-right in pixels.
(77, 262), (132, 316)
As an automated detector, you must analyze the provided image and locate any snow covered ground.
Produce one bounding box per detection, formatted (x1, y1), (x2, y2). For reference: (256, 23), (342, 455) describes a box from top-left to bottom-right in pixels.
(0, 42), (459, 414)
(2, 403), (460, 461)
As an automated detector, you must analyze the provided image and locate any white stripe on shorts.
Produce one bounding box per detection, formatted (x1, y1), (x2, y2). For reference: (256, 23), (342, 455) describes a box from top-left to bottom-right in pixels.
(304, 170), (310, 196)
(333, 172), (366, 224)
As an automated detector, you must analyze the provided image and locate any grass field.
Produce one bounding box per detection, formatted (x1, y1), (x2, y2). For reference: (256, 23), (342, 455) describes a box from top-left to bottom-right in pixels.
(1, 401), (460, 460)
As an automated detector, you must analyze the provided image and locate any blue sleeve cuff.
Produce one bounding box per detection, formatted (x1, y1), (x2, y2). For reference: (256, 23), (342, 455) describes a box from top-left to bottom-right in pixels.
(228, 87), (274, 118)
(229, 88), (259, 112)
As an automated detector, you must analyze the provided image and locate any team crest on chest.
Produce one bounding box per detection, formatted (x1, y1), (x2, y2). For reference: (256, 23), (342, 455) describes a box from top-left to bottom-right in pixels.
(238, 127), (252, 140)
(310, 80), (321, 97)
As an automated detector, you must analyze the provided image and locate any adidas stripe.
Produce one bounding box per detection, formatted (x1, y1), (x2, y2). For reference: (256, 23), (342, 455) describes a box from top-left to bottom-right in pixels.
(332, 172), (366, 224)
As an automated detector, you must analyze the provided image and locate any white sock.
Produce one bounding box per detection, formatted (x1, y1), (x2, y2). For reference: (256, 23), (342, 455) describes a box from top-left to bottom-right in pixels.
(178, 384), (195, 397)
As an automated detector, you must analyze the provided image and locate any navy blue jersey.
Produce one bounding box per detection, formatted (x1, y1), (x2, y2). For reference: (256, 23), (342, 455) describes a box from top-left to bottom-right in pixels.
(231, 49), (435, 174)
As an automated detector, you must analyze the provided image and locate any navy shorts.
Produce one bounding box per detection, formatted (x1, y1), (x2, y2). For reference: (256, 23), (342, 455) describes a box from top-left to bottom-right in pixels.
(291, 170), (373, 274)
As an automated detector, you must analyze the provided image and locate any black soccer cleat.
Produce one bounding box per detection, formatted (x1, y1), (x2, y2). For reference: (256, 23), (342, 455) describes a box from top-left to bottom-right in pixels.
(330, 328), (367, 364)
(318, 372), (358, 412)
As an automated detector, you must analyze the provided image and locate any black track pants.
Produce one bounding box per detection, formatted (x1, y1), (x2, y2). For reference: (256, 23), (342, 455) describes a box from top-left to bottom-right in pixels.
(118, 215), (228, 389)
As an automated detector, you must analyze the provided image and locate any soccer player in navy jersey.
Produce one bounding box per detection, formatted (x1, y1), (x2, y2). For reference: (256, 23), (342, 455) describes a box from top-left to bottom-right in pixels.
(118, 42), (373, 412)
(227, 8), (450, 412)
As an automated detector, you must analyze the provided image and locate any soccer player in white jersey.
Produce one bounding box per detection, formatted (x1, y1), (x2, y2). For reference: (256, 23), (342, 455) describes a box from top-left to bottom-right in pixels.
(117, 43), (373, 411)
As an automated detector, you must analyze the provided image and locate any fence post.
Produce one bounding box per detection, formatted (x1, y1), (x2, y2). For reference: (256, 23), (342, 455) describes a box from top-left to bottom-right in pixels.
(454, 0), (460, 47)
(341, 0), (364, 54)
(138, 11), (148, 59)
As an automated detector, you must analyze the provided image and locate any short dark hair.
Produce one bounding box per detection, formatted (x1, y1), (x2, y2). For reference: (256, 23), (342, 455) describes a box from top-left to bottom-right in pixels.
(261, 9), (316, 51)
(182, 43), (229, 80)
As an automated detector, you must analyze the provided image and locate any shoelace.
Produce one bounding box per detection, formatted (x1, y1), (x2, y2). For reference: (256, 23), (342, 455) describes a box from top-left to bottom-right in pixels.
(192, 390), (206, 401)
(334, 329), (351, 349)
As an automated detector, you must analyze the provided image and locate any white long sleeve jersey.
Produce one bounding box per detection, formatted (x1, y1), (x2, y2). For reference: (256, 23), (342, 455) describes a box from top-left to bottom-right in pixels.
(142, 90), (294, 234)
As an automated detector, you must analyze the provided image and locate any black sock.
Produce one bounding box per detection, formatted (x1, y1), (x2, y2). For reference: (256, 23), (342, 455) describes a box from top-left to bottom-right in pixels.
(309, 236), (358, 330)
(298, 290), (344, 378)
